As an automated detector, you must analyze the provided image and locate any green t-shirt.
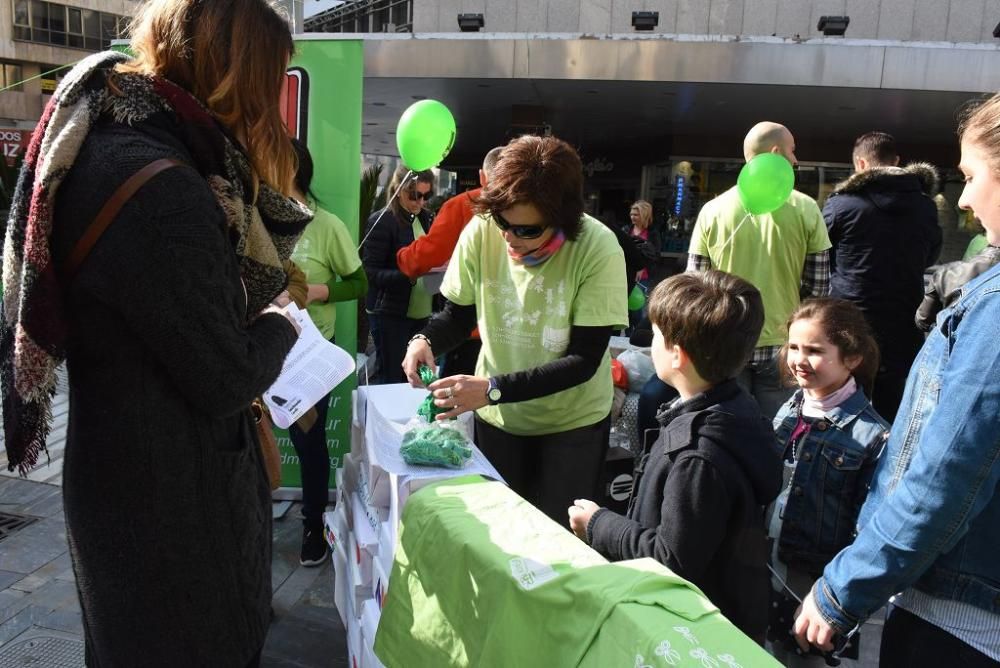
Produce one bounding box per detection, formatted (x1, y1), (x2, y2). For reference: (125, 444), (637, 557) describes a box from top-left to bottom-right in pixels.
(441, 214), (628, 435)
(374, 476), (779, 668)
(689, 187), (830, 348)
(290, 202), (362, 339)
(406, 219), (434, 319)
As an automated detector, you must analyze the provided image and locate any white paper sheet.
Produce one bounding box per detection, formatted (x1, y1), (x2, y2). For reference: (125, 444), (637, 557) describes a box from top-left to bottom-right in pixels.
(263, 303), (356, 428)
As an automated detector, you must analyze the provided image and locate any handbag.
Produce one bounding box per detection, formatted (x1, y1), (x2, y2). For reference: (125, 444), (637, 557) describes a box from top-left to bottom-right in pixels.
(62, 157), (282, 490)
(251, 400), (282, 491)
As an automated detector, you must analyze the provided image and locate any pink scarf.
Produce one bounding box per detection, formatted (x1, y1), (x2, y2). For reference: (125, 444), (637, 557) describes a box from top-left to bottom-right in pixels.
(507, 230), (566, 266)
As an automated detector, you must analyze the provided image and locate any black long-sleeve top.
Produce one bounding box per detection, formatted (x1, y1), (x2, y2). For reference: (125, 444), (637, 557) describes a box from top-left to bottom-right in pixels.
(421, 299), (612, 403)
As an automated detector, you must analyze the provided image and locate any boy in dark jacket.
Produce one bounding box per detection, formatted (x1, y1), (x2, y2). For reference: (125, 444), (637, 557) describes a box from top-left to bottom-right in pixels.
(569, 269), (782, 643)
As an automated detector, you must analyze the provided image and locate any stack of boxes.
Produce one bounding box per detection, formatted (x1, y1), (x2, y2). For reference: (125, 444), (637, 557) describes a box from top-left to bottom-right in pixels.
(324, 384), (502, 668)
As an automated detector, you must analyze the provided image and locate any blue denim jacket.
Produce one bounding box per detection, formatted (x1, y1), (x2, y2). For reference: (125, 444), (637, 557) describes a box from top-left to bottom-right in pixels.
(772, 388), (889, 576)
(815, 263), (1000, 633)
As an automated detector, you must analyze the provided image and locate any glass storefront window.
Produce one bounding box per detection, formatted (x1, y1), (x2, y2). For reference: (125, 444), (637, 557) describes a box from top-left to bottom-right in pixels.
(642, 157), (853, 256)
(12, 0), (127, 51)
(2, 62), (24, 92)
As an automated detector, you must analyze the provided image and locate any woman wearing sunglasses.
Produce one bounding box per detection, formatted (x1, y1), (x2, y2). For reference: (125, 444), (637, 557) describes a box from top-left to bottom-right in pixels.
(402, 135), (628, 522)
(363, 164), (435, 383)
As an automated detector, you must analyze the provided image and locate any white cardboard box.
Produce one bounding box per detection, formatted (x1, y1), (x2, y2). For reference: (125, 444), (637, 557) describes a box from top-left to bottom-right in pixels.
(371, 551), (389, 612)
(323, 506), (349, 554)
(360, 599), (386, 668)
(346, 607), (362, 668)
(332, 540), (351, 627)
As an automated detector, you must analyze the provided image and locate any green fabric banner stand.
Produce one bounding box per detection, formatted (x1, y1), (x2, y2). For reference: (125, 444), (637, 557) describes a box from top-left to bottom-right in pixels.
(375, 475), (780, 667)
(273, 38), (364, 497)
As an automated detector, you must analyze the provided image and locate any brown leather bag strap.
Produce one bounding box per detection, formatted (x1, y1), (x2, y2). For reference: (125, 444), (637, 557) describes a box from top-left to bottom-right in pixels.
(62, 158), (186, 281)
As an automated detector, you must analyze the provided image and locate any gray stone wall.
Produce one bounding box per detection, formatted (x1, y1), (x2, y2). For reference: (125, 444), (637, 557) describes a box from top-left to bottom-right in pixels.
(418, 0), (1000, 43)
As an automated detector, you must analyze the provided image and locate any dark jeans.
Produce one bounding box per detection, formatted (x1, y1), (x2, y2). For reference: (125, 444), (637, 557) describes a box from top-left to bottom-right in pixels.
(439, 338), (482, 378)
(637, 375), (678, 451)
(371, 313), (427, 384)
(736, 353), (794, 422)
(880, 605), (998, 667)
(474, 414), (610, 524)
(289, 385), (333, 532)
(871, 326), (924, 425)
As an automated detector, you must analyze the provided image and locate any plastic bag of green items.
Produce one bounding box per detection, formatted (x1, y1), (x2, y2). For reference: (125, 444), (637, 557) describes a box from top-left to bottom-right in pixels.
(416, 364), (449, 423)
(400, 423), (473, 469)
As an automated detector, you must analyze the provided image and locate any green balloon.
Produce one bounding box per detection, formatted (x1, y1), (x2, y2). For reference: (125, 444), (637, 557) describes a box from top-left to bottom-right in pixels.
(736, 153), (795, 215)
(627, 285), (645, 310)
(396, 100), (456, 171)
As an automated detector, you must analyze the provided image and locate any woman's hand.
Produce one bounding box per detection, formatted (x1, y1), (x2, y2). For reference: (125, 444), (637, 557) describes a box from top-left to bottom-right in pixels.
(271, 290), (292, 308)
(793, 590), (837, 653)
(402, 338), (436, 386)
(427, 375), (488, 420)
(261, 303), (302, 335)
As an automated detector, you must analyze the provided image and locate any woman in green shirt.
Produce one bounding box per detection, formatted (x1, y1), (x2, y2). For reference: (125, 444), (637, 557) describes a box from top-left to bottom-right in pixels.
(402, 136), (628, 522)
(289, 139), (367, 565)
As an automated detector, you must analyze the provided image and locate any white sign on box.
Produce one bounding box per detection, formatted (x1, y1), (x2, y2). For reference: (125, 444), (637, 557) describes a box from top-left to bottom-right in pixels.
(263, 303), (355, 428)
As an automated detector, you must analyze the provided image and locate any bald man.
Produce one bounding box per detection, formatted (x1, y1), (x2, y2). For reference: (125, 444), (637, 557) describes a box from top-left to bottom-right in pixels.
(687, 122), (831, 420)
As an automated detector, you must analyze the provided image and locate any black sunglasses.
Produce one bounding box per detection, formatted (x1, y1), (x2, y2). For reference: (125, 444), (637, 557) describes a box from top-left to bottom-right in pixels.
(406, 189), (432, 202)
(493, 211), (548, 240)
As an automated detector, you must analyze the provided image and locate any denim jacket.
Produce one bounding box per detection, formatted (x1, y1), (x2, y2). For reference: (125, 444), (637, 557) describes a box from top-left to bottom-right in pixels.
(772, 387), (889, 577)
(815, 263), (1000, 633)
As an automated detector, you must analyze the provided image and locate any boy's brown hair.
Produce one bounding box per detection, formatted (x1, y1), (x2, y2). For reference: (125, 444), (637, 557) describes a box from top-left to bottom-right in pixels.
(647, 270), (764, 383)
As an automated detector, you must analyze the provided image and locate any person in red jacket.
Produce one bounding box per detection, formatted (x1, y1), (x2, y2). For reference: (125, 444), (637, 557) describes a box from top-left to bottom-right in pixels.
(396, 146), (502, 375)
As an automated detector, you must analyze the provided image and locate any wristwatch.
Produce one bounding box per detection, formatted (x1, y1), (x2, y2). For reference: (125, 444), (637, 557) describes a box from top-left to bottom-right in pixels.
(486, 377), (502, 405)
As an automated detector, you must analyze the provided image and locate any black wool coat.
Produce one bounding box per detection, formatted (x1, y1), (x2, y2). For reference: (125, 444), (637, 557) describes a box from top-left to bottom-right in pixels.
(50, 123), (297, 667)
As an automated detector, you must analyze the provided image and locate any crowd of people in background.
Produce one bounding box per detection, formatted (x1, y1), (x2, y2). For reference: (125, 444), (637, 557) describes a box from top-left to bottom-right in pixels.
(1, 0), (998, 662)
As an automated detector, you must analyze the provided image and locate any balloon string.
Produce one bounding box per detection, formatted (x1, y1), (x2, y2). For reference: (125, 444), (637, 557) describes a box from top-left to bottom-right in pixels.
(357, 169), (414, 251)
(716, 211), (753, 256)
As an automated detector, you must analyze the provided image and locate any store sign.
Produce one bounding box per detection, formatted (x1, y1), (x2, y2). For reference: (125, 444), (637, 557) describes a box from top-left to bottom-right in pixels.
(1, 128), (31, 165)
(583, 157), (614, 177)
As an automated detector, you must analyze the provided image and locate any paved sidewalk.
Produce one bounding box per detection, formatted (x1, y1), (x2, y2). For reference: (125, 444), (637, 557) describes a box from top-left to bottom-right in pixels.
(0, 369), (346, 667)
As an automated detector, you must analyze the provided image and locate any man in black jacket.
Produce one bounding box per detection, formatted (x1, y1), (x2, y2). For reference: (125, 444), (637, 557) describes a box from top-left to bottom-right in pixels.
(823, 132), (941, 422)
(569, 270), (781, 643)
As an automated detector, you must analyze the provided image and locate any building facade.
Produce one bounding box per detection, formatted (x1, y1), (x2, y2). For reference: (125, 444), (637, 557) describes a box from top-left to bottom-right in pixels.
(303, 0), (1000, 258)
(0, 0), (137, 159)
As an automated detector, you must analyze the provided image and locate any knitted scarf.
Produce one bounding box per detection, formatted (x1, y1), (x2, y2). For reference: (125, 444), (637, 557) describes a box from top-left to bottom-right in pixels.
(506, 230), (567, 267)
(1, 51), (312, 474)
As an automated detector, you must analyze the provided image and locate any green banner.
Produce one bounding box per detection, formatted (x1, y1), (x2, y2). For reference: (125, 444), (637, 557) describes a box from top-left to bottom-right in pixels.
(275, 38), (364, 492)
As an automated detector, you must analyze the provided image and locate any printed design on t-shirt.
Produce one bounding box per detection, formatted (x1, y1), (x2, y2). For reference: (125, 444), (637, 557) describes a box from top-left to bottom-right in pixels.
(689, 648), (720, 668)
(638, 628), (744, 668)
(484, 273), (569, 351)
(541, 325), (570, 353)
(673, 627), (699, 645)
(654, 639), (681, 665)
(508, 557), (558, 591)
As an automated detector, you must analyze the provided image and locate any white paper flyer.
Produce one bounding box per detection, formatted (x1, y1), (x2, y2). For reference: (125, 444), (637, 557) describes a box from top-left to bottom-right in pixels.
(263, 303), (355, 428)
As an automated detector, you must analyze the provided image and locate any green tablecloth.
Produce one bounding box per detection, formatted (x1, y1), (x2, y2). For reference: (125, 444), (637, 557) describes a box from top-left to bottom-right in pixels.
(374, 476), (779, 667)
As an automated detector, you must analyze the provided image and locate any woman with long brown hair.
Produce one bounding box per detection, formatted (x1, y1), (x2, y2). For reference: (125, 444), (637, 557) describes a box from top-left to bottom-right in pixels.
(1, 0), (308, 665)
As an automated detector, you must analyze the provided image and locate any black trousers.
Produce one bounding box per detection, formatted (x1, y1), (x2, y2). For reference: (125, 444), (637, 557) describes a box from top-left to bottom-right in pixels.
(439, 338), (482, 378)
(288, 385), (333, 531)
(371, 313), (427, 384)
(474, 413), (611, 524)
(880, 605), (998, 667)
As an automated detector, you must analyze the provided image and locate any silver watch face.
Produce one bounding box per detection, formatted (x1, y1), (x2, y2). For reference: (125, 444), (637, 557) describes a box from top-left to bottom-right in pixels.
(488, 387), (501, 401)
